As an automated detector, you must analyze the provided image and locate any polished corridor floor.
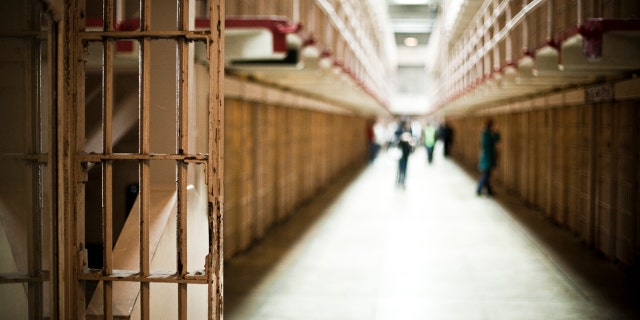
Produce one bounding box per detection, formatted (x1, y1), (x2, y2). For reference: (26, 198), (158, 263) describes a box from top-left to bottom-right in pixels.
(224, 145), (639, 320)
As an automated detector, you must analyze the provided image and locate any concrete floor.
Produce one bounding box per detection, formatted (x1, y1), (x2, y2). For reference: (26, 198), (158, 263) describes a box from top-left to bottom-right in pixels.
(224, 144), (640, 320)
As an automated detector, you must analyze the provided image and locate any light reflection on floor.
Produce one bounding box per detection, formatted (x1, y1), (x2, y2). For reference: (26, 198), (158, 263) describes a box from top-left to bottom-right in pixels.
(224, 143), (639, 320)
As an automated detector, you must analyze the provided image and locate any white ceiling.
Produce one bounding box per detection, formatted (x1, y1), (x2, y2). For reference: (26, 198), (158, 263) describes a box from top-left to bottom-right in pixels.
(387, 0), (441, 115)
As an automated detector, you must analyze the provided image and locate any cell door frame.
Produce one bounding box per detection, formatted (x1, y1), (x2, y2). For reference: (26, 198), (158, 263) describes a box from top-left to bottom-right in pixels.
(60, 0), (224, 319)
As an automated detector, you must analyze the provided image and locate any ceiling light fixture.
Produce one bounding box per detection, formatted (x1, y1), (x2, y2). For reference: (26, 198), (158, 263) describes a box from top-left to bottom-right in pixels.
(389, 0), (431, 4)
(404, 37), (418, 47)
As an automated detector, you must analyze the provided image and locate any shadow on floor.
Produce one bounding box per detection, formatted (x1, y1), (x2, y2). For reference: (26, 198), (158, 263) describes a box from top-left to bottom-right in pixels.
(223, 165), (366, 316)
(454, 158), (640, 319)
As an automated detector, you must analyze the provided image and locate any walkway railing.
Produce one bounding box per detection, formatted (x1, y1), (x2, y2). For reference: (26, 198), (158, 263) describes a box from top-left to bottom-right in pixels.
(432, 0), (640, 114)
(225, 0), (396, 115)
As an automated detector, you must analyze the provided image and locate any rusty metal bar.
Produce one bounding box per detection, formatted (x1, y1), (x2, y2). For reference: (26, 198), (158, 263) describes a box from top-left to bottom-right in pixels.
(177, 0), (190, 318)
(79, 270), (207, 283)
(43, 10), (58, 317)
(139, 1), (151, 319)
(208, 0), (224, 318)
(80, 30), (210, 42)
(72, 1), (90, 318)
(27, 5), (44, 316)
(102, 1), (115, 318)
(79, 153), (208, 162)
(0, 271), (50, 283)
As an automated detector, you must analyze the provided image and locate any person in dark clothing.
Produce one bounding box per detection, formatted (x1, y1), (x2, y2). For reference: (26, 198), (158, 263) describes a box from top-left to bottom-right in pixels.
(438, 122), (453, 157)
(396, 131), (413, 189)
(477, 119), (500, 196)
(366, 120), (380, 163)
(393, 119), (407, 147)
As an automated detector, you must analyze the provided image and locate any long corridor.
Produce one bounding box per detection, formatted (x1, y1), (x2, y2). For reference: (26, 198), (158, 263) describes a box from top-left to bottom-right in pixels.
(224, 144), (640, 320)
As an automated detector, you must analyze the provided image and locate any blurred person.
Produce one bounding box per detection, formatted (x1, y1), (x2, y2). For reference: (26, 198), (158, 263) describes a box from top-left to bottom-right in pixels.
(366, 119), (380, 163)
(438, 121), (453, 157)
(423, 121), (437, 164)
(393, 118), (408, 146)
(476, 119), (500, 196)
(396, 122), (415, 189)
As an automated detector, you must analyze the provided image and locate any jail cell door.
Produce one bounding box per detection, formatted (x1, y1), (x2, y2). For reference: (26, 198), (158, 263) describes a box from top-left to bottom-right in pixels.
(0, 2), (57, 319)
(74, 0), (223, 319)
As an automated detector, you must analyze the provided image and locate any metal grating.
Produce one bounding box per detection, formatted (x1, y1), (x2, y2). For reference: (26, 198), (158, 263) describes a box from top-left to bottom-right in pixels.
(74, 0), (223, 319)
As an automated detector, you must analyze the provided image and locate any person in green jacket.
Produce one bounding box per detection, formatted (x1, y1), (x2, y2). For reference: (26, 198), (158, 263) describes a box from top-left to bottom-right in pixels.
(477, 119), (500, 196)
(423, 122), (437, 164)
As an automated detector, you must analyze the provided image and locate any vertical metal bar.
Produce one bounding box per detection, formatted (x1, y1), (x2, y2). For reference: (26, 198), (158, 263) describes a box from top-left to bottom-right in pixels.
(45, 11), (59, 317)
(492, 7), (499, 73)
(576, 0), (583, 25)
(484, 8), (490, 78)
(208, 1), (224, 319)
(102, 1), (115, 319)
(74, 0), (88, 317)
(546, 0), (554, 43)
(116, 0), (124, 24)
(293, 0), (300, 23)
(177, 0), (190, 319)
(522, 0), (529, 54)
(27, 2), (43, 318)
(505, 2), (512, 64)
(308, 1), (316, 37)
(139, 1), (151, 319)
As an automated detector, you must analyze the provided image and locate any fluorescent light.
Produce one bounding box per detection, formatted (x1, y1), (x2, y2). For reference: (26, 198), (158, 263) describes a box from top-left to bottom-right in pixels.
(389, 0), (432, 4)
(404, 37), (419, 46)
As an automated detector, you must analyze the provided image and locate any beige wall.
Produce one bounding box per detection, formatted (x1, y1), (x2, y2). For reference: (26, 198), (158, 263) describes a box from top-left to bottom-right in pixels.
(446, 77), (640, 266)
(223, 95), (368, 259)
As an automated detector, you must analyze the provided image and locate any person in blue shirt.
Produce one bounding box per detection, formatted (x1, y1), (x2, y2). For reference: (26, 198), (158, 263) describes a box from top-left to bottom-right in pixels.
(477, 119), (500, 196)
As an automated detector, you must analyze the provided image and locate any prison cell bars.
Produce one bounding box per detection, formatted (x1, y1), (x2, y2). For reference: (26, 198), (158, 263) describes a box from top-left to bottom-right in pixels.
(101, 2), (115, 319)
(177, 0), (190, 317)
(32, 2), (51, 318)
(28, 4), (49, 318)
(75, 0), (223, 319)
(208, 1), (225, 317)
(0, 2), (55, 318)
(139, 0), (151, 317)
